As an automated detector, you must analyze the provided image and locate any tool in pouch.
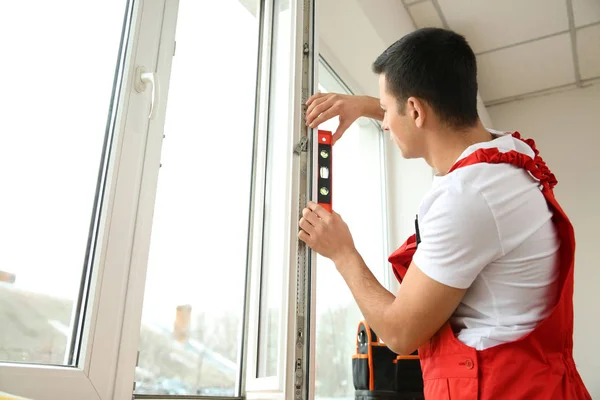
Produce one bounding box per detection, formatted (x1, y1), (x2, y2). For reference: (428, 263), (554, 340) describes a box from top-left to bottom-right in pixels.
(352, 216), (423, 399)
(352, 320), (424, 400)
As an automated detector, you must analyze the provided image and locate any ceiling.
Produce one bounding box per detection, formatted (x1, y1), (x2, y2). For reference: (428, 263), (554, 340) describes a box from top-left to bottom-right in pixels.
(403, 0), (600, 106)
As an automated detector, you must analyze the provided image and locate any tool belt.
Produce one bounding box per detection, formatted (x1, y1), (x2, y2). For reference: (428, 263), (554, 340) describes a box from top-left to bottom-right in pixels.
(352, 320), (424, 400)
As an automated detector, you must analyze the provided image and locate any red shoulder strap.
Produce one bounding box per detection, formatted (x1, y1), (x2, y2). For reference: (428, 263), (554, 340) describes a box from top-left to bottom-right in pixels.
(448, 132), (558, 192)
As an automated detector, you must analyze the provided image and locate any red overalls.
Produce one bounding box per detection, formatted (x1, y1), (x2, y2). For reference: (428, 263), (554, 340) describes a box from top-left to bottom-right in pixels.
(388, 133), (591, 399)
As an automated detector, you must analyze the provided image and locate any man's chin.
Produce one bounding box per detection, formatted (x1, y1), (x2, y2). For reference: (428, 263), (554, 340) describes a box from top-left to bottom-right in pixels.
(391, 137), (417, 159)
(397, 144), (415, 159)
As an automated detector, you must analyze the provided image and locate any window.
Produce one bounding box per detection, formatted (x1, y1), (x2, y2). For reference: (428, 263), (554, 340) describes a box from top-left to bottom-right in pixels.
(0, 0), (127, 368)
(313, 59), (389, 399)
(134, 0), (261, 396)
(0, 1), (183, 398)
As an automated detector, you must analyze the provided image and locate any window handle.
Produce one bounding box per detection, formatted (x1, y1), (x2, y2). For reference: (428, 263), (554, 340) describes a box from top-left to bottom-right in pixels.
(134, 66), (160, 120)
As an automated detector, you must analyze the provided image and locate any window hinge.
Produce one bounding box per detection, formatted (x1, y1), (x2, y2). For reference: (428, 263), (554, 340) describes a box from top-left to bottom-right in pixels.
(303, 42), (309, 54)
(294, 136), (309, 155)
(173, 41), (177, 56)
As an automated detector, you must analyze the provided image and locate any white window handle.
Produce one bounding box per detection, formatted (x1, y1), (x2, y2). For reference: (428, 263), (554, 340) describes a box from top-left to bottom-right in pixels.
(134, 66), (160, 120)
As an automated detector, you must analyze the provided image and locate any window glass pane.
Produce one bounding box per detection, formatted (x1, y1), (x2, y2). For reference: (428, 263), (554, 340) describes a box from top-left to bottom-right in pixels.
(134, 0), (260, 396)
(314, 61), (387, 399)
(257, 0), (292, 378)
(0, 1), (127, 366)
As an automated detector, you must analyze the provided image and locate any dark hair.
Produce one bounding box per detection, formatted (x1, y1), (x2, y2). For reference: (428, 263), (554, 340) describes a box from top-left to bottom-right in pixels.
(373, 28), (479, 129)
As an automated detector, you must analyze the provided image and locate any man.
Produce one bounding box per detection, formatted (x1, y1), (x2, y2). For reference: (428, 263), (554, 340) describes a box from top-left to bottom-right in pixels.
(298, 28), (590, 399)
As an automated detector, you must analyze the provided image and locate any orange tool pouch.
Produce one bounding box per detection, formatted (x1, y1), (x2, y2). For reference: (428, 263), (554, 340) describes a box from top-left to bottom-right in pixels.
(352, 320), (424, 399)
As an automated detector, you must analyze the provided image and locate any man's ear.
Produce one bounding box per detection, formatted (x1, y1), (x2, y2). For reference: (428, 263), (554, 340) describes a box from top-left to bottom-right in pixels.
(407, 97), (425, 128)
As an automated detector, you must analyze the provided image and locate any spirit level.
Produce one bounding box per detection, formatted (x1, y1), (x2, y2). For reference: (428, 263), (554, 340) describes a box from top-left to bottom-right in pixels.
(317, 130), (332, 213)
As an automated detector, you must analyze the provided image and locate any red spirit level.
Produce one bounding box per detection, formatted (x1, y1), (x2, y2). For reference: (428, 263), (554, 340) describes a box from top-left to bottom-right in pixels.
(317, 130), (332, 213)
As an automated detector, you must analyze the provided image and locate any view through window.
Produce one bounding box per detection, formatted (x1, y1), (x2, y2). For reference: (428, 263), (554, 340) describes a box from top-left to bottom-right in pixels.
(0, 0), (127, 366)
(134, 0), (260, 396)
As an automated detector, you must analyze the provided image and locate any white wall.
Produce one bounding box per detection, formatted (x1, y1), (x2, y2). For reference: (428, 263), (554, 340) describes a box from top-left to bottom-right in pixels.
(317, 0), (413, 97)
(488, 83), (600, 397)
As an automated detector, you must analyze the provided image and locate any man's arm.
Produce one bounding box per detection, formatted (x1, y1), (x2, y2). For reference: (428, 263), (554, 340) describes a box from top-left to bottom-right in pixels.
(357, 95), (385, 121)
(334, 250), (466, 355)
(298, 201), (468, 355)
(305, 93), (383, 144)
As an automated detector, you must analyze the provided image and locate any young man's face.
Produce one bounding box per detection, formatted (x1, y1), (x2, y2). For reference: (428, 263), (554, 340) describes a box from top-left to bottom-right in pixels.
(378, 74), (423, 159)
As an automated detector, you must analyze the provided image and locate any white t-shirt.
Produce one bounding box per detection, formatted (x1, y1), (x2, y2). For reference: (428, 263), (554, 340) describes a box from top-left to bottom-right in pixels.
(413, 132), (560, 350)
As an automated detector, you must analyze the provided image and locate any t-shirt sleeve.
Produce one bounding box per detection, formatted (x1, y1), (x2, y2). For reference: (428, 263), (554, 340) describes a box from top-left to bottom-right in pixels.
(412, 181), (503, 289)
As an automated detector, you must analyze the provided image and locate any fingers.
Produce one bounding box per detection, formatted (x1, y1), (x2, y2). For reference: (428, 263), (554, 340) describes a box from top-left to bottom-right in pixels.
(309, 107), (338, 129)
(332, 119), (352, 145)
(306, 92), (326, 106)
(298, 229), (311, 244)
(302, 207), (320, 226)
(308, 201), (330, 219)
(306, 96), (334, 126)
(299, 217), (315, 234)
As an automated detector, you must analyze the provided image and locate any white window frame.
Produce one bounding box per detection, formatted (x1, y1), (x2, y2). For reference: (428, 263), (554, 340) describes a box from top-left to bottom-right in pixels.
(0, 1), (172, 399)
(112, 0), (181, 398)
(244, 0), (282, 392)
(245, 0), (317, 399)
(118, 0), (264, 398)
